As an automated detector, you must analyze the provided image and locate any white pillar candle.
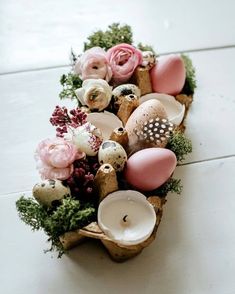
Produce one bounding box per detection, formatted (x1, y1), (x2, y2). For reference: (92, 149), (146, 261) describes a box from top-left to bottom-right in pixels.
(98, 190), (156, 246)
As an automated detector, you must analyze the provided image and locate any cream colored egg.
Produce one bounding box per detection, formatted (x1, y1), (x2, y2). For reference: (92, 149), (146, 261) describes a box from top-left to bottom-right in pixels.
(125, 99), (168, 146)
(33, 179), (71, 207)
(98, 140), (127, 172)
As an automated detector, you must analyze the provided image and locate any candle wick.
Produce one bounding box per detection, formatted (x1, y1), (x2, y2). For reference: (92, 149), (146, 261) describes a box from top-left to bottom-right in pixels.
(123, 215), (128, 222)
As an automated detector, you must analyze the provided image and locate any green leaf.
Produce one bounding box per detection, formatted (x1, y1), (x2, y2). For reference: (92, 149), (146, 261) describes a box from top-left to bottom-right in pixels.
(59, 72), (83, 104)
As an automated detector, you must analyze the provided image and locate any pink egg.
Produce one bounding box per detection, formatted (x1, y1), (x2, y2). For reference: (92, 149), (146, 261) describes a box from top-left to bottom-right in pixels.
(124, 148), (177, 191)
(150, 55), (186, 95)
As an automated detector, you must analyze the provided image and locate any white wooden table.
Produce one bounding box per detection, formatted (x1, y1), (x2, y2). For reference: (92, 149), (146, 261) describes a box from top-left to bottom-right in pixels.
(0, 1), (235, 293)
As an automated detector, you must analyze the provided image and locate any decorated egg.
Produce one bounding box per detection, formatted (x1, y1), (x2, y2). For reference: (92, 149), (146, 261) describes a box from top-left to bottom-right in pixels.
(124, 148), (177, 191)
(150, 55), (186, 95)
(133, 117), (175, 148)
(72, 122), (103, 156)
(33, 179), (71, 207)
(125, 99), (167, 146)
(140, 93), (185, 126)
(98, 140), (127, 171)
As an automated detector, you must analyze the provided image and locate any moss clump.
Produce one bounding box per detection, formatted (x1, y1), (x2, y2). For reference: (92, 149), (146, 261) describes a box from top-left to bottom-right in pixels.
(59, 73), (83, 103)
(137, 42), (157, 55)
(150, 178), (183, 197)
(84, 23), (133, 51)
(181, 54), (197, 95)
(16, 196), (96, 257)
(166, 131), (192, 162)
(15, 196), (48, 230)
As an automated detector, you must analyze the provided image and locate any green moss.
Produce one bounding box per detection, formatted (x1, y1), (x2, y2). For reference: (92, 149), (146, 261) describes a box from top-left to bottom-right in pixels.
(167, 131), (192, 162)
(151, 178), (183, 197)
(16, 196), (48, 230)
(43, 198), (95, 237)
(137, 42), (157, 55)
(59, 72), (83, 103)
(181, 54), (197, 95)
(83, 23), (133, 51)
(16, 196), (96, 257)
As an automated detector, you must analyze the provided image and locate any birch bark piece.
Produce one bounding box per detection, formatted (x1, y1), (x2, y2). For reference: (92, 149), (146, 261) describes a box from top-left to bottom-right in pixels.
(117, 94), (139, 125)
(130, 66), (152, 95)
(94, 164), (119, 201)
(176, 94), (193, 121)
(59, 231), (86, 250)
(109, 127), (129, 148)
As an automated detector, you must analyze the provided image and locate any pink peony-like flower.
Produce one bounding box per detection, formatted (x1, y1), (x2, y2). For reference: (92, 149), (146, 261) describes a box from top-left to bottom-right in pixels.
(107, 43), (143, 85)
(75, 47), (112, 82)
(35, 138), (84, 180)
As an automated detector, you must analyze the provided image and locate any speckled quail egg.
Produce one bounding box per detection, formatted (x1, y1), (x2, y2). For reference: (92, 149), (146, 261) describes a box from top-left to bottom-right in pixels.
(33, 179), (71, 207)
(98, 140), (127, 172)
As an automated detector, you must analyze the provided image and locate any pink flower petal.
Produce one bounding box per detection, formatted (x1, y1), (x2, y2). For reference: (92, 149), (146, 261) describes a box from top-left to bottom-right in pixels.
(75, 47), (112, 82)
(35, 138), (77, 180)
(107, 43), (143, 84)
(39, 164), (74, 180)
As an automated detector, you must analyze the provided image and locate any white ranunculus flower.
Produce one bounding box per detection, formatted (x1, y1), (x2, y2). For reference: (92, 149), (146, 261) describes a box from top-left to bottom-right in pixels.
(75, 79), (112, 111)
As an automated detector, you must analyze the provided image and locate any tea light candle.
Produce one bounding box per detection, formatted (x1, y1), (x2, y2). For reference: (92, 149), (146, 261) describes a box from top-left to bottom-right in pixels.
(98, 190), (156, 246)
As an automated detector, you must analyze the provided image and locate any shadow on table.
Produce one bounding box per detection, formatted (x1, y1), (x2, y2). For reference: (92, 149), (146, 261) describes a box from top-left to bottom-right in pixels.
(63, 167), (189, 294)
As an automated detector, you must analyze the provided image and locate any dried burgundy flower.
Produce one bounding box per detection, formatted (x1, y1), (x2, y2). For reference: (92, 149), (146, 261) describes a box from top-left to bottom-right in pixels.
(63, 156), (100, 204)
(50, 106), (87, 137)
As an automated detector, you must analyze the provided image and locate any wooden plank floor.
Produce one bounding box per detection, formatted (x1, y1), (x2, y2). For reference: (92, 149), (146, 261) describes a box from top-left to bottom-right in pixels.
(1, 0), (235, 73)
(1, 159), (235, 294)
(0, 1), (235, 293)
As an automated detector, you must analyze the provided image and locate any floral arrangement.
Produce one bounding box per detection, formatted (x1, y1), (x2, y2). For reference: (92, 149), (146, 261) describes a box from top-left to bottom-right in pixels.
(16, 23), (195, 261)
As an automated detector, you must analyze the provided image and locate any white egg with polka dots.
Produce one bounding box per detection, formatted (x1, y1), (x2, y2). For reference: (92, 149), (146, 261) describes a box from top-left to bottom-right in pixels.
(134, 117), (174, 148)
(125, 99), (168, 148)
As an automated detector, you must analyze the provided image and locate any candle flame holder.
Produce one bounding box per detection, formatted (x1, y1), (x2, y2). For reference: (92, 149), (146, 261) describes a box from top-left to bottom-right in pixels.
(60, 196), (166, 262)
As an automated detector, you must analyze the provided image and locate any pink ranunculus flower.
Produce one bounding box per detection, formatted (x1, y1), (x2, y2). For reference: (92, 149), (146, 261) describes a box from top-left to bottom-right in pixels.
(107, 43), (143, 85)
(35, 138), (83, 180)
(75, 47), (112, 82)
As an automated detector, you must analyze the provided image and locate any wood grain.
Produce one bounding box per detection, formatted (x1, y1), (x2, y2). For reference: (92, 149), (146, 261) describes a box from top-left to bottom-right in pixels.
(1, 158), (234, 294)
(0, 0), (235, 73)
(0, 2), (235, 292)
